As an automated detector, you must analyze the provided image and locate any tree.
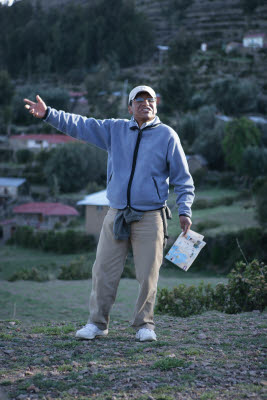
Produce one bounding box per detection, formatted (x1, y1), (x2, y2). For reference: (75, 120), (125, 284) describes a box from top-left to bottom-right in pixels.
(0, 70), (14, 134)
(209, 78), (258, 115)
(44, 142), (107, 193)
(240, 146), (267, 178)
(159, 66), (192, 113)
(222, 118), (261, 171)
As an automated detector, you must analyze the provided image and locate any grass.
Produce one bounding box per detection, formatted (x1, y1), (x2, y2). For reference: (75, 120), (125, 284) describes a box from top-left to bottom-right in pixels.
(0, 274), (228, 322)
(0, 245), (96, 280)
(1, 310), (265, 400)
(167, 188), (258, 237)
(152, 357), (189, 370)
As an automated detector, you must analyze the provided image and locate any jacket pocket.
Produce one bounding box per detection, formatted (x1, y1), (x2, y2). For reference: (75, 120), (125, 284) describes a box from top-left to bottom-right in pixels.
(152, 177), (161, 199)
(107, 172), (113, 185)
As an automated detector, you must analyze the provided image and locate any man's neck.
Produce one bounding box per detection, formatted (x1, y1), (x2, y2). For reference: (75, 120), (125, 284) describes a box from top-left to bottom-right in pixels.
(135, 117), (156, 128)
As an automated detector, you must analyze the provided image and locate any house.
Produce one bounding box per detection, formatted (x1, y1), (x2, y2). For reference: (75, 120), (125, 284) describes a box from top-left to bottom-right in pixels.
(77, 190), (109, 239)
(9, 134), (77, 152)
(13, 202), (79, 230)
(69, 90), (88, 105)
(243, 33), (266, 49)
(0, 218), (16, 243)
(186, 155), (208, 174)
(0, 178), (27, 202)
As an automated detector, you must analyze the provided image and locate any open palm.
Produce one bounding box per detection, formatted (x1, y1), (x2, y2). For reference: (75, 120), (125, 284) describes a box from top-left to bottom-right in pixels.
(24, 95), (47, 118)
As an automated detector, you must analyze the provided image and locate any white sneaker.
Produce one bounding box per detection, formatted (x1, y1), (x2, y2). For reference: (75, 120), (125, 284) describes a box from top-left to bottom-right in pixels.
(75, 323), (108, 340)
(136, 328), (157, 342)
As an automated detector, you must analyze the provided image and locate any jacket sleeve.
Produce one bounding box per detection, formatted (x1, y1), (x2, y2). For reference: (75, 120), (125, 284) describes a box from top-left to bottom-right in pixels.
(44, 107), (111, 151)
(167, 133), (195, 217)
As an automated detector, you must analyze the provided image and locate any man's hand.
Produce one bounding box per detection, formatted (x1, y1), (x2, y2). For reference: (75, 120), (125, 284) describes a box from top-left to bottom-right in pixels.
(179, 215), (192, 236)
(24, 95), (47, 119)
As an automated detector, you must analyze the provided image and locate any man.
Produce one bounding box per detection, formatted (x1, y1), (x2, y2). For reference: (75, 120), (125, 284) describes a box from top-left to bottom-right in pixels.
(24, 85), (194, 342)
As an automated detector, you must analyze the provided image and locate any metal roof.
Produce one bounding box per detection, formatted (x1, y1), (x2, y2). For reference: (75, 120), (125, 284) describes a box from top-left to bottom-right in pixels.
(0, 177), (26, 187)
(77, 190), (109, 206)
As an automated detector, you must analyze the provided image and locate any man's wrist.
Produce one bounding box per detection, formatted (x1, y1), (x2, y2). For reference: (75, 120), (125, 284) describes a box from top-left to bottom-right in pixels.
(42, 108), (49, 120)
(179, 214), (190, 218)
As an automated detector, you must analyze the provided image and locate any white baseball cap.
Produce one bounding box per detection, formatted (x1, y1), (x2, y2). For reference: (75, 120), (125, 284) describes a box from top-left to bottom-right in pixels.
(128, 85), (156, 104)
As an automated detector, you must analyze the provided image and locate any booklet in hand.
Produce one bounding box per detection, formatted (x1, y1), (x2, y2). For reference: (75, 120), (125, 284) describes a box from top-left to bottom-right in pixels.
(165, 229), (206, 271)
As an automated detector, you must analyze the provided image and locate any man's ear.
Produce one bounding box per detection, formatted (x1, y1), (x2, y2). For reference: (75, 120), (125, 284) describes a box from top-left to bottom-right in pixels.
(128, 105), (133, 115)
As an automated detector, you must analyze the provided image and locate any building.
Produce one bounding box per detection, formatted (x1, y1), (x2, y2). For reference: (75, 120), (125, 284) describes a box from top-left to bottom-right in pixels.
(0, 218), (16, 243)
(0, 178), (27, 202)
(13, 202), (79, 230)
(9, 134), (77, 152)
(243, 33), (266, 49)
(186, 155), (208, 174)
(77, 190), (109, 239)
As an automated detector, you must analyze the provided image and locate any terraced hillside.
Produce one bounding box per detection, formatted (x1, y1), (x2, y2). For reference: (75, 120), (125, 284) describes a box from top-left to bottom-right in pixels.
(134, 0), (267, 47)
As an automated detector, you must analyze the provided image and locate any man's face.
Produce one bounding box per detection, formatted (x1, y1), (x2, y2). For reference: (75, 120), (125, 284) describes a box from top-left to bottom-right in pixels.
(128, 91), (157, 126)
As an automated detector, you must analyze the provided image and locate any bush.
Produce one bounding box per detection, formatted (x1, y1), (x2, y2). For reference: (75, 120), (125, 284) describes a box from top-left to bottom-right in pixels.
(165, 227), (267, 273)
(222, 117), (261, 171)
(58, 256), (92, 280)
(44, 142), (107, 193)
(16, 149), (34, 164)
(7, 226), (96, 254)
(208, 77), (259, 115)
(240, 146), (267, 178)
(156, 260), (267, 317)
(253, 178), (267, 229)
(8, 267), (50, 282)
(159, 66), (192, 113)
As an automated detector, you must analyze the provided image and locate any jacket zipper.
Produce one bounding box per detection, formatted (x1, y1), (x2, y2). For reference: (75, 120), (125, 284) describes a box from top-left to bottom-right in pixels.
(127, 122), (162, 208)
(127, 128), (142, 207)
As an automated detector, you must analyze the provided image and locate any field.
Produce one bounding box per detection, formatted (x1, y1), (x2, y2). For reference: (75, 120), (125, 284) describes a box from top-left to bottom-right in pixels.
(0, 186), (266, 399)
(167, 188), (258, 238)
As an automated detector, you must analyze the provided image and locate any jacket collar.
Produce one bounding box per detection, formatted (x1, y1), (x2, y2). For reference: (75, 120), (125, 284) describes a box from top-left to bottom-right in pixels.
(129, 116), (161, 130)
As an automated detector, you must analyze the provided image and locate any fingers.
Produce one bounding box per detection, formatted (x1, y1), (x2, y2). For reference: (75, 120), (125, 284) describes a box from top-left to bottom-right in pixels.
(36, 94), (43, 103)
(179, 216), (192, 236)
(24, 98), (35, 106)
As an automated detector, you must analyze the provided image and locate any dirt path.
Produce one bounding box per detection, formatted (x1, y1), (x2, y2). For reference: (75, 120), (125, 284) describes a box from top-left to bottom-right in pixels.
(0, 310), (266, 400)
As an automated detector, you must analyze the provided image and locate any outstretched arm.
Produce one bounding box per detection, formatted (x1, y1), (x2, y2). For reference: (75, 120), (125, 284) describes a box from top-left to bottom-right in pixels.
(24, 95), (47, 119)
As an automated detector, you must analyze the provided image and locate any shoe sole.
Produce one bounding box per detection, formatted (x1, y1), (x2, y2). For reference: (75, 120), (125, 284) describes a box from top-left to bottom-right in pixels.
(75, 331), (108, 340)
(136, 336), (157, 342)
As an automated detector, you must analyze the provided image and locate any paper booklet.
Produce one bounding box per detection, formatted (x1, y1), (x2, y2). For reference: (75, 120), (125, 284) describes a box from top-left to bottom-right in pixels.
(165, 229), (206, 271)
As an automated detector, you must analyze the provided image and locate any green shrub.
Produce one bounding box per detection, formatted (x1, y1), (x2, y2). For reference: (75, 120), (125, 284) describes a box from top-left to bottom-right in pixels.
(121, 260), (136, 279)
(7, 226), (96, 254)
(209, 77), (258, 115)
(222, 117), (261, 171)
(156, 260), (267, 317)
(191, 120), (225, 170)
(240, 146), (267, 178)
(16, 149), (34, 164)
(195, 220), (221, 232)
(58, 256), (92, 280)
(253, 178), (267, 229)
(156, 282), (214, 318)
(8, 267), (50, 282)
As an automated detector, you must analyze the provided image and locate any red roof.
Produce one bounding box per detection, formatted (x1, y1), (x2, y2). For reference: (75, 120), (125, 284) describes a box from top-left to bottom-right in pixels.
(13, 202), (79, 216)
(69, 91), (87, 97)
(0, 219), (16, 226)
(10, 134), (77, 144)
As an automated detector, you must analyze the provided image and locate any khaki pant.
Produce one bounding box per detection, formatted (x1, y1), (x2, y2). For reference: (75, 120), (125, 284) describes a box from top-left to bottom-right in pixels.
(88, 207), (164, 331)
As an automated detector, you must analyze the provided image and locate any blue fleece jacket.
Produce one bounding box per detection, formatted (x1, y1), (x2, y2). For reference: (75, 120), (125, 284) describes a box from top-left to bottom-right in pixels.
(44, 108), (195, 216)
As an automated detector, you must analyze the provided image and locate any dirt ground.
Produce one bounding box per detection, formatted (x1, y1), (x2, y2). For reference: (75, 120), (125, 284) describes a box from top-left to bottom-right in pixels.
(0, 310), (266, 400)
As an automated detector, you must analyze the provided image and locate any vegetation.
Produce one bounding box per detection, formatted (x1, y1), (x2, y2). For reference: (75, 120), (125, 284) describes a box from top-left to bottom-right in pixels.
(156, 260), (267, 317)
(7, 226), (96, 254)
(222, 117), (261, 171)
(0, 0), (154, 78)
(44, 142), (107, 192)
